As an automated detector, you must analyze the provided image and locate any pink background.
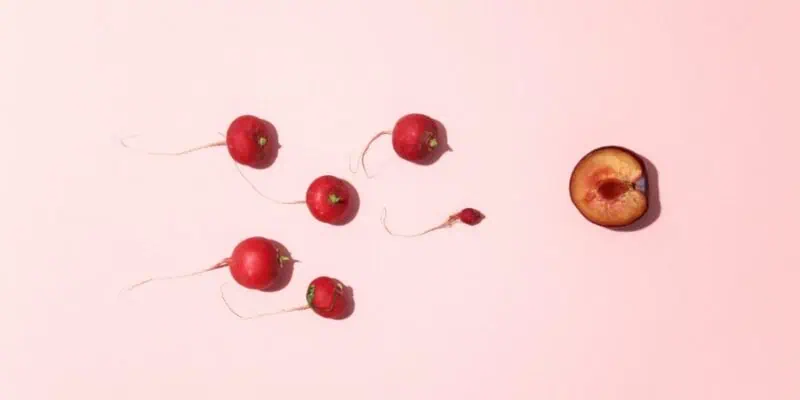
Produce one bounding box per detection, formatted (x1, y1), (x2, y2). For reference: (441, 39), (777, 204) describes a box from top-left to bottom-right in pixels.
(2, 1), (799, 399)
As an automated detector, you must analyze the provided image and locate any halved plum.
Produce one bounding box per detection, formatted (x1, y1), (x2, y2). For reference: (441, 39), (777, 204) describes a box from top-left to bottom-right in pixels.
(569, 146), (648, 227)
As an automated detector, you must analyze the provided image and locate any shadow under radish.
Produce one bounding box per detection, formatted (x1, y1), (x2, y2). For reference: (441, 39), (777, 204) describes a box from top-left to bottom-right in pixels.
(250, 119), (281, 170)
(610, 154), (661, 232)
(329, 179), (361, 226)
(262, 240), (297, 292)
(414, 118), (452, 166)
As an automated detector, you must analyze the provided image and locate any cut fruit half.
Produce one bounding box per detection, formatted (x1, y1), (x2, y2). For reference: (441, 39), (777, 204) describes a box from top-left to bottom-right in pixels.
(569, 146), (649, 227)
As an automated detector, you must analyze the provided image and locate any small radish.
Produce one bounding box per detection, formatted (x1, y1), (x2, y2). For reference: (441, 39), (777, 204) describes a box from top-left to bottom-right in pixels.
(305, 175), (351, 224)
(123, 236), (292, 292)
(221, 276), (350, 320)
(245, 174), (356, 224)
(381, 207), (485, 237)
(121, 114), (294, 205)
(120, 114), (276, 168)
(352, 113), (446, 178)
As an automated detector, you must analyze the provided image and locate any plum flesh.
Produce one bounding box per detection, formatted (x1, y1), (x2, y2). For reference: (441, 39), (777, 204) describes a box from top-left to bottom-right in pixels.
(569, 146), (649, 227)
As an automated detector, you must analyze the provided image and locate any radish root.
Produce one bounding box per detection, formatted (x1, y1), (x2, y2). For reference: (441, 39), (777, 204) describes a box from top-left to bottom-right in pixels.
(352, 131), (390, 178)
(232, 162), (306, 205)
(120, 259), (229, 295)
(120, 134), (226, 156)
(219, 283), (310, 319)
(209, 131), (304, 205)
(380, 207), (459, 238)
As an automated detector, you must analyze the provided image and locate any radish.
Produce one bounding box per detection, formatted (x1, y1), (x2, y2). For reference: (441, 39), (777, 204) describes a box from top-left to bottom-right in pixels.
(245, 174), (358, 225)
(121, 114), (298, 205)
(221, 276), (351, 320)
(119, 116), (359, 222)
(352, 113), (449, 178)
(380, 207), (485, 237)
(305, 175), (352, 224)
(123, 236), (292, 292)
(120, 114), (278, 169)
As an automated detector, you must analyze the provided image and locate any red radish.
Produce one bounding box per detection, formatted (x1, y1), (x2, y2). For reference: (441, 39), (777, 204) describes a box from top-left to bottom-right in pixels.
(221, 276), (350, 320)
(120, 114), (275, 168)
(227, 237), (286, 290)
(225, 115), (275, 167)
(381, 207), (485, 237)
(122, 236), (291, 292)
(121, 114), (299, 205)
(305, 175), (351, 224)
(353, 113), (445, 178)
(245, 174), (355, 224)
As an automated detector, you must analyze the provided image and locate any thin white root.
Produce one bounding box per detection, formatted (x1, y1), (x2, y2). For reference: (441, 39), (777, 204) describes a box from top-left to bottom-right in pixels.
(358, 131), (390, 178)
(232, 162), (306, 204)
(219, 283), (311, 319)
(119, 134), (226, 156)
(119, 260), (228, 297)
(380, 207), (457, 238)
(348, 153), (360, 174)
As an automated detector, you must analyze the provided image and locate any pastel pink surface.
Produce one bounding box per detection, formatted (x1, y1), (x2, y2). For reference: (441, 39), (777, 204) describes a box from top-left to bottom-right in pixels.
(1, 1), (799, 399)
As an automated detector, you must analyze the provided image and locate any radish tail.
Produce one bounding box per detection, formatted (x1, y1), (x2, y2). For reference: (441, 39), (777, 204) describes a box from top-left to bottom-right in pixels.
(216, 131), (306, 205)
(120, 259), (229, 295)
(232, 162), (306, 205)
(219, 283), (311, 319)
(356, 131), (390, 178)
(380, 208), (458, 238)
(120, 135), (226, 156)
(348, 153), (360, 174)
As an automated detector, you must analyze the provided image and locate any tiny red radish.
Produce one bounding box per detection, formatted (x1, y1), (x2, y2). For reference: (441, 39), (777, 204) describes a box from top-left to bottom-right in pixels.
(381, 207), (485, 237)
(353, 113), (448, 178)
(120, 114), (277, 168)
(123, 236), (292, 292)
(221, 276), (351, 320)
